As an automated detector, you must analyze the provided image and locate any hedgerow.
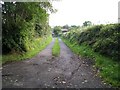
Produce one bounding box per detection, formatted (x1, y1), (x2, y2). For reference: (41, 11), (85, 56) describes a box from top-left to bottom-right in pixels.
(63, 24), (120, 61)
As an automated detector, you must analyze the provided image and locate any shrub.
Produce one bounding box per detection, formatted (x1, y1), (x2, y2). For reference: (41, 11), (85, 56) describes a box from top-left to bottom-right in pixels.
(62, 24), (120, 61)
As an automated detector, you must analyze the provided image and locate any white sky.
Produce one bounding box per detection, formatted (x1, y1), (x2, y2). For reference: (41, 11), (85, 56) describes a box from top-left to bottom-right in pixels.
(49, 0), (120, 27)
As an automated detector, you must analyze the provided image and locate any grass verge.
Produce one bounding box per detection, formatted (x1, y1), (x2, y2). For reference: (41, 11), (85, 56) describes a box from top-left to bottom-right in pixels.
(52, 38), (60, 57)
(2, 36), (52, 64)
(62, 38), (120, 87)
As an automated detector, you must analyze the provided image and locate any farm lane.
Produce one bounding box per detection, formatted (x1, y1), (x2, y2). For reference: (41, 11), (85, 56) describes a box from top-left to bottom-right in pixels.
(2, 38), (110, 88)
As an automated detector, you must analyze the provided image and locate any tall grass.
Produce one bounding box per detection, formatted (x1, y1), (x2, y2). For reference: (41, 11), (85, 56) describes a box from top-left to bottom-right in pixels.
(62, 38), (120, 87)
(2, 36), (52, 64)
(52, 38), (60, 57)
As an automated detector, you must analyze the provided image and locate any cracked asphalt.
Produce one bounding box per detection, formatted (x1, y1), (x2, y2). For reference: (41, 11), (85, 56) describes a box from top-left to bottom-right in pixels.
(2, 38), (111, 88)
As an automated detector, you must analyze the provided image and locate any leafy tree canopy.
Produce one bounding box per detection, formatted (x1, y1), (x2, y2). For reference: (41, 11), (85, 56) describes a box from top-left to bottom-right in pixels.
(2, 2), (55, 53)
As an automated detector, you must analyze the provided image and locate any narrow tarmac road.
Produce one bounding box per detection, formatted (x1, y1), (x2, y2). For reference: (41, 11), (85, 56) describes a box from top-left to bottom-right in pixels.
(2, 38), (111, 88)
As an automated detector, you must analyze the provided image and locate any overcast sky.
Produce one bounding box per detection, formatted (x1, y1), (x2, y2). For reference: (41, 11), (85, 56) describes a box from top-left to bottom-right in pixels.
(49, 0), (119, 27)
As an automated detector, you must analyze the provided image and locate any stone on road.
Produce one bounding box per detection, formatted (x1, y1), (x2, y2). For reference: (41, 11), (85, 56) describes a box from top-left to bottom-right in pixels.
(2, 38), (110, 88)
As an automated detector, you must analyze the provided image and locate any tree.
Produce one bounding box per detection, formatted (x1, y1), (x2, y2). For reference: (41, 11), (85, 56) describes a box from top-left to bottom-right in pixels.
(2, 2), (55, 53)
(53, 26), (61, 37)
(83, 21), (92, 26)
(63, 25), (69, 29)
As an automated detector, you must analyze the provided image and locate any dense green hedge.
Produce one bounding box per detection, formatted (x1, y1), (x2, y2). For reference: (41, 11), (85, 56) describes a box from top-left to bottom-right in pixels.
(63, 24), (120, 61)
(2, 2), (54, 54)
